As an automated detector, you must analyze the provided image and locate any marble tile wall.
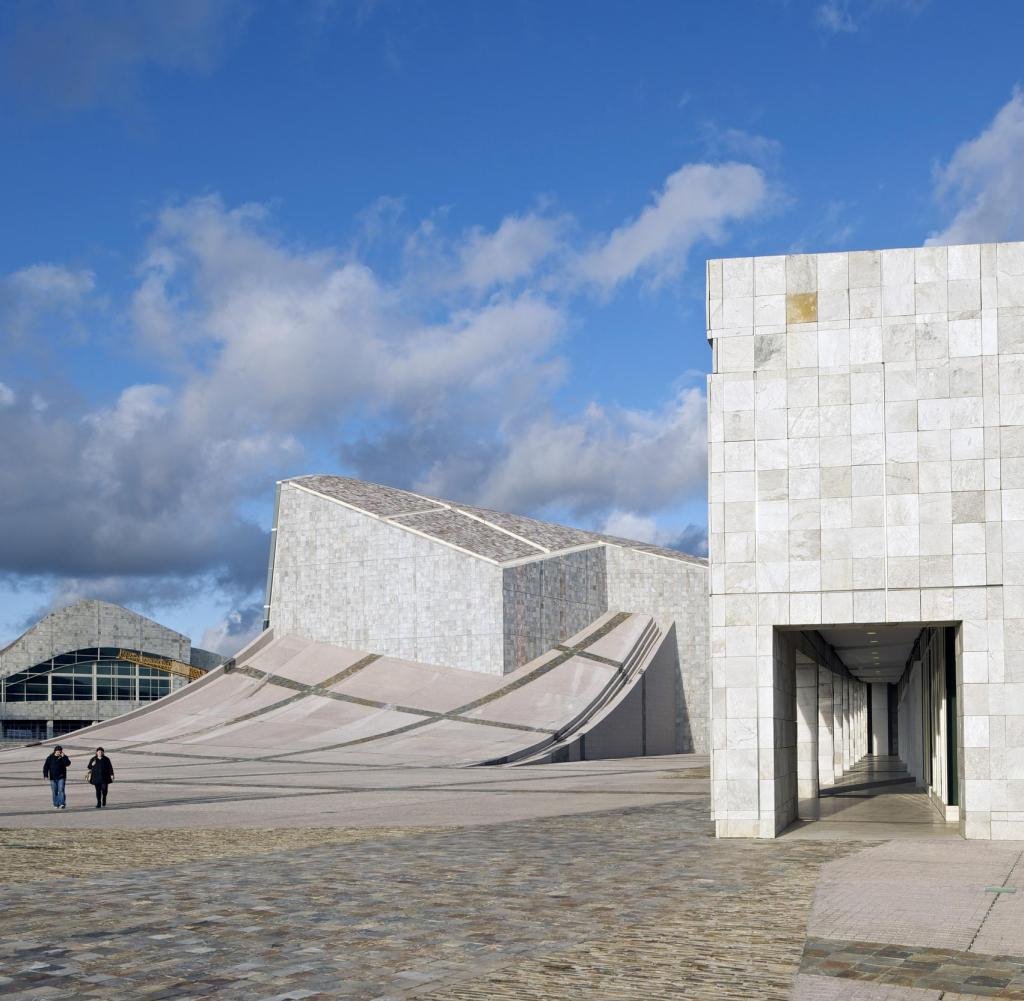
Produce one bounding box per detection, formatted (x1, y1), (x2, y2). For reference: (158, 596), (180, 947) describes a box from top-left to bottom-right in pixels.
(708, 242), (1024, 838)
(606, 546), (709, 754)
(270, 483), (507, 675)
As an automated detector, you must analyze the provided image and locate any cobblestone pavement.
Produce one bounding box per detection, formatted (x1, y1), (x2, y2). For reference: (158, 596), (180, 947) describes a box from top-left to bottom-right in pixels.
(0, 828), (445, 885)
(0, 795), (864, 1001)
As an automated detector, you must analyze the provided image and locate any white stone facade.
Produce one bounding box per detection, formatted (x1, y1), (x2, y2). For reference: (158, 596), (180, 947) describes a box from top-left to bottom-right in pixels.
(269, 482), (508, 674)
(707, 241), (1024, 839)
(266, 477), (711, 752)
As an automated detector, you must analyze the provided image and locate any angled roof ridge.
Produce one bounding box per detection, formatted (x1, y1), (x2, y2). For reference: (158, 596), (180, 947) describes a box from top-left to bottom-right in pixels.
(283, 473), (706, 566)
(444, 503), (551, 554)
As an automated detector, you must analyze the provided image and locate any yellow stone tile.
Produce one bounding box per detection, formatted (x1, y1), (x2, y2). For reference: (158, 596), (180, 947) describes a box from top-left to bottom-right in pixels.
(786, 291), (818, 324)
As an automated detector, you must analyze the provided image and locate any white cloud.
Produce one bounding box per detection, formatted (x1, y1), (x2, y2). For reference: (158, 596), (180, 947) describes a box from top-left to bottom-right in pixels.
(133, 196), (567, 436)
(419, 387), (708, 518)
(200, 604), (264, 656)
(816, 1), (857, 33)
(701, 125), (782, 167)
(599, 510), (708, 556)
(815, 0), (930, 36)
(927, 88), (1024, 246)
(3, 155), (762, 631)
(456, 213), (567, 291)
(576, 163), (768, 290)
(1, 263), (94, 342)
(0, 378), (293, 589)
(6, 263), (95, 298)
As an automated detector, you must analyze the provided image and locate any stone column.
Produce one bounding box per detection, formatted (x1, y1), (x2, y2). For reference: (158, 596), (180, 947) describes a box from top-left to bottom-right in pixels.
(818, 666), (835, 787)
(833, 672), (845, 778)
(796, 659), (819, 818)
(843, 676), (853, 771)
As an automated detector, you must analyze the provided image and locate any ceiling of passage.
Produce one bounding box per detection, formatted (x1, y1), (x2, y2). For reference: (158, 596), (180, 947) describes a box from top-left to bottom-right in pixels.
(814, 624), (924, 684)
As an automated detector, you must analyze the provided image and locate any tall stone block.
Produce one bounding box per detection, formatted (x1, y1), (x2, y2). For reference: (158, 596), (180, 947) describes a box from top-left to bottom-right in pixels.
(708, 241), (1024, 838)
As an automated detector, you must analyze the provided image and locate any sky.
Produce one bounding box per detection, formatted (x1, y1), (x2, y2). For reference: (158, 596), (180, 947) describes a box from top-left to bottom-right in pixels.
(2, 0), (1024, 653)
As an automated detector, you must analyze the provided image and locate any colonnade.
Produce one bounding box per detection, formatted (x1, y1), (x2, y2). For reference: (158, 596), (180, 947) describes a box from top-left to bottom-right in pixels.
(795, 656), (868, 816)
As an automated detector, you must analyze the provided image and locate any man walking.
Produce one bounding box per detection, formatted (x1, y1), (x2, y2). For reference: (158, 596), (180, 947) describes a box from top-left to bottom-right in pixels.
(42, 745), (71, 810)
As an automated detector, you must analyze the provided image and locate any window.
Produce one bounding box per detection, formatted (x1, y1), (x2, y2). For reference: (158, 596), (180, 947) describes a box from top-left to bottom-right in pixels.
(3, 648), (183, 704)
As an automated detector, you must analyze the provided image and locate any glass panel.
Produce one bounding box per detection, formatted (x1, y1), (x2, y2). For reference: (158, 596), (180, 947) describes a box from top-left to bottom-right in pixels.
(116, 678), (134, 700)
(72, 677), (93, 700)
(96, 676), (114, 700)
(25, 681), (48, 701)
(50, 677), (73, 700)
(70, 663), (94, 675)
(116, 663), (135, 676)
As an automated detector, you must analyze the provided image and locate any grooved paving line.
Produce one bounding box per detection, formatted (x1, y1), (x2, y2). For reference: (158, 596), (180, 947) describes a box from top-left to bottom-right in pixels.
(0, 796), (861, 1001)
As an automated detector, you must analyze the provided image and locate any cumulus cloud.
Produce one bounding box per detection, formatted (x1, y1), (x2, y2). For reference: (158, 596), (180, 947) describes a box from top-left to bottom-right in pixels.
(576, 163), (768, 290)
(3, 155), (763, 636)
(199, 603), (264, 656)
(0, 380), (287, 592)
(927, 88), (1024, 246)
(134, 196), (567, 435)
(455, 213), (568, 291)
(2, 0), (251, 110)
(0, 263), (94, 342)
(599, 510), (708, 556)
(417, 387), (708, 518)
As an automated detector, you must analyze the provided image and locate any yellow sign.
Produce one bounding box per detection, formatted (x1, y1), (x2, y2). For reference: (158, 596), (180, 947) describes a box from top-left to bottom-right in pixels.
(116, 649), (206, 682)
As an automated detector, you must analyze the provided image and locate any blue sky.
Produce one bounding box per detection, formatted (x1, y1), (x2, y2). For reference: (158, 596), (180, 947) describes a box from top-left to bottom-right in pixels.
(2, 0), (1023, 651)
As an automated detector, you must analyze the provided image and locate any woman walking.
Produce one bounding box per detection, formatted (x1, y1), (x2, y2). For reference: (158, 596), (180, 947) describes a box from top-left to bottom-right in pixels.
(87, 747), (114, 808)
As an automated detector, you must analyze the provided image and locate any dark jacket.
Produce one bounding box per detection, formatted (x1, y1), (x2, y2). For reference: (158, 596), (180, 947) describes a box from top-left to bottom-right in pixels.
(43, 752), (71, 780)
(87, 755), (114, 786)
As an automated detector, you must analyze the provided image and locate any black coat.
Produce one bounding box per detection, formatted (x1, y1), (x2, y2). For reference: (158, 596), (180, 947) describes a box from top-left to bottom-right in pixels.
(87, 756), (114, 785)
(43, 752), (71, 780)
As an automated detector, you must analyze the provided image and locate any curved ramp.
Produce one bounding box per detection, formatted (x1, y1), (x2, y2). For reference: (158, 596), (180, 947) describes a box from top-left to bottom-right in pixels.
(43, 612), (672, 768)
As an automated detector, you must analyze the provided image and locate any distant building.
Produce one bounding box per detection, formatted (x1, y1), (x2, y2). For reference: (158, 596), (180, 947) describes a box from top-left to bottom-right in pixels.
(264, 475), (710, 753)
(0, 599), (222, 740)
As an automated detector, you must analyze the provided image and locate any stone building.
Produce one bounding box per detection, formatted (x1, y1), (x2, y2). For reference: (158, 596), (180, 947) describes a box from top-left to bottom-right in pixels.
(0, 599), (222, 740)
(707, 240), (1024, 839)
(264, 475), (710, 753)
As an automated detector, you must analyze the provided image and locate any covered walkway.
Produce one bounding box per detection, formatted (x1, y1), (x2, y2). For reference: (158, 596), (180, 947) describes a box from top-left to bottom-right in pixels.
(784, 754), (959, 840)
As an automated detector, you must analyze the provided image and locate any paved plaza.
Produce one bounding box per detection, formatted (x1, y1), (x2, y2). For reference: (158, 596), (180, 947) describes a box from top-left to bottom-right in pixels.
(2, 752), (1024, 999)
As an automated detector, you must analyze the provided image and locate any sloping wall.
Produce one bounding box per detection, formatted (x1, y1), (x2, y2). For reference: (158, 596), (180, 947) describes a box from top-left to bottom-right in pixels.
(269, 483), (507, 674)
(605, 546), (709, 753)
(501, 547), (608, 672)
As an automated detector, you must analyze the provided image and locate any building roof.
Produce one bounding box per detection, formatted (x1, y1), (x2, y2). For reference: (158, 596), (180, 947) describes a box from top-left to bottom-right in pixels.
(0, 598), (194, 679)
(286, 475), (707, 567)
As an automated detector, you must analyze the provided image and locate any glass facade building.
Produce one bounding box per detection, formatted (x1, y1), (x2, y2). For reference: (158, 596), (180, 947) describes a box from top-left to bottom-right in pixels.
(0, 599), (221, 742)
(1, 648), (185, 703)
